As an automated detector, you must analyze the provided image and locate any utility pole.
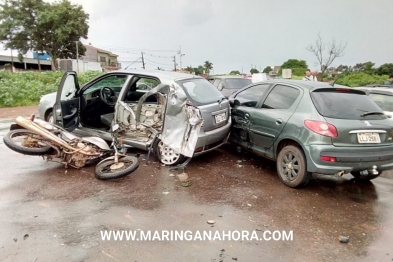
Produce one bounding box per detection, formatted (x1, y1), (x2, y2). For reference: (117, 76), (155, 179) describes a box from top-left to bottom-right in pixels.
(141, 52), (145, 69)
(75, 41), (79, 73)
(173, 56), (177, 71)
(178, 45), (185, 71)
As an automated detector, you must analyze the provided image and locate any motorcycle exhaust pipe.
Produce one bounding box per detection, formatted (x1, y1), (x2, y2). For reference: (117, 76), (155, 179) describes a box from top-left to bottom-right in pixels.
(15, 116), (100, 156)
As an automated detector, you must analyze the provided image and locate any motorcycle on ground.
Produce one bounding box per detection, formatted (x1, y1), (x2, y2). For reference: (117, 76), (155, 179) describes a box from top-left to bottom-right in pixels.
(3, 115), (139, 180)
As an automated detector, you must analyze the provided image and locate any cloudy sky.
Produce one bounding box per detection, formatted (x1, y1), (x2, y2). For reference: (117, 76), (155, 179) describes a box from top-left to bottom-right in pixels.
(1, 0), (392, 74)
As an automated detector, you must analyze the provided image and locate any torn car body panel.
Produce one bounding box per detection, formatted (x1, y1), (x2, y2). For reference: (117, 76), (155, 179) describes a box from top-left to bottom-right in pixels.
(114, 83), (203, 157)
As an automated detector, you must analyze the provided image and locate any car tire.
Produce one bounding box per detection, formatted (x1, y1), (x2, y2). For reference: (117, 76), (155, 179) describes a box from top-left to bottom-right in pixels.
(351, 171), (381, 181)
(3, 129), (53, 156)
(46, 110), (54, 123)
(276, 145), (311, 188)
(153, 139), (186, 166)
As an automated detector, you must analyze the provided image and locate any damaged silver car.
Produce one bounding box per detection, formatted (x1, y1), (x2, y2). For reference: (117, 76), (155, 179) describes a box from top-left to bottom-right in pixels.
(52, 70), (231, 165)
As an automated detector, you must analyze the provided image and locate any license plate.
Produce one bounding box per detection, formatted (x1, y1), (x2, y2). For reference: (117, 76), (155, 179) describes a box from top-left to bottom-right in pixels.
(214, 112), (226, 124)
(357, 133), (381, 143)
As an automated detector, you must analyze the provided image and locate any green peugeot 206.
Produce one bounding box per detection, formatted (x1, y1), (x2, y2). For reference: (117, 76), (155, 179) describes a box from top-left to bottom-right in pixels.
(228, 80), (393, 188)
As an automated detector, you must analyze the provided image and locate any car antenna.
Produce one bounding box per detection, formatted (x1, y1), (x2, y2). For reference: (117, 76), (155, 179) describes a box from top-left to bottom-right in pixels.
(329, 73), (343, 87)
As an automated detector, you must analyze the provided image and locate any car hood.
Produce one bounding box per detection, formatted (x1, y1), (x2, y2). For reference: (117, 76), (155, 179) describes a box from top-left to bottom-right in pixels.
(41, 92), (57, 102)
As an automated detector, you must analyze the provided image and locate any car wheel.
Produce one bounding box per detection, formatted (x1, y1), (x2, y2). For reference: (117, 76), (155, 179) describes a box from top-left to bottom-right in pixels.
(154, 139), (186, 166)
(46, 110), (54, 123)
(351, 171), (381, 181)
(276, 145), (311, 188)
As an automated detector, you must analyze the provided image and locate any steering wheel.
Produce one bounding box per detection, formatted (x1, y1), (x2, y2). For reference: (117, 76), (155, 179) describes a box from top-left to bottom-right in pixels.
(100, 86), (117, 106)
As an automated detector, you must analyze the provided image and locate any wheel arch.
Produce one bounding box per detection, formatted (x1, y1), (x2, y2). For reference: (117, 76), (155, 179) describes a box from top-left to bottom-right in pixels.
(275, 138), (306, 158)
(44, 107), (53, 121)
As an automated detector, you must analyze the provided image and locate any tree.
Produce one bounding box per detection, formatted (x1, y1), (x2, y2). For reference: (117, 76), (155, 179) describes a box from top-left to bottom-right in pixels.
(0, 0), (89, 70)
(229, 70), (241, 75)
(306, 33), (347, 78)
(193, 65), (205, 75)
(185, 66), (194, 73)
(262, 66), (272, 74)
(376, 63), (393, 75)
(204, 61), (213, 75)
(281, 59), (308, 69)
(250, 68), (259, 74)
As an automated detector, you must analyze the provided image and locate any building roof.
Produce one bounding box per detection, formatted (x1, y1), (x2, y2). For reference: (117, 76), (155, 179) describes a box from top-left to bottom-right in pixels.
(84, 45), (118, 57)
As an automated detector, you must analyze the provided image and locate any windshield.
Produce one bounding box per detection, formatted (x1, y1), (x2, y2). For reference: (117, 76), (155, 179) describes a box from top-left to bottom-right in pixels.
(224, 78), (252, 89)
(176, 78), (224, 106)
(311, 91), (387, 120)
(368, 93), (393, 112)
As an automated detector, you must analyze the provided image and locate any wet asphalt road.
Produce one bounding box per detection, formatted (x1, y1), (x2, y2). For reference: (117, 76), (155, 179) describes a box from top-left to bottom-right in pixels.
(1, 124), (393, 262)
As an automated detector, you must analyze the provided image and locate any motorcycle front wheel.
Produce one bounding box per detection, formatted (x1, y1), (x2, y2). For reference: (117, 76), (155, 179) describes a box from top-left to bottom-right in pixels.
(3, 129), (52, 156)
(94, 156), (139, 180)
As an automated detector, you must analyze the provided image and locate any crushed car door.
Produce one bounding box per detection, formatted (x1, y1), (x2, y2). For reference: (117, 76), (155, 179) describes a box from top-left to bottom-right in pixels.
(230, 83), (270, 146)
(53, 71), (80, 131)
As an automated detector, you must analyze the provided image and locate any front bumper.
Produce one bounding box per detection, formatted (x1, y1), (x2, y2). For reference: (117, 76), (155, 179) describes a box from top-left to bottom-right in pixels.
(193, 118), (231, 156)
(304, 144), (393, 174)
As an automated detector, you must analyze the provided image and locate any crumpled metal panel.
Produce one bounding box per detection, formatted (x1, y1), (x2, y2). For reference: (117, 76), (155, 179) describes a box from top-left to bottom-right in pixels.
(114, 83), (203, 157)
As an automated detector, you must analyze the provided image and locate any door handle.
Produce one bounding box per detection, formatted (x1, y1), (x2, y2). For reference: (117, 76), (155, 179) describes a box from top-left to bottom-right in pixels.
(276, 118), (283, 125)
(244, 113), (250, 119)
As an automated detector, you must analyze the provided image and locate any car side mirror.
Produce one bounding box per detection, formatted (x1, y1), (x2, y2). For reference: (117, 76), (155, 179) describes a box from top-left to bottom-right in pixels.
(387, 115), (392, 118)
(229, 98), (240, 107)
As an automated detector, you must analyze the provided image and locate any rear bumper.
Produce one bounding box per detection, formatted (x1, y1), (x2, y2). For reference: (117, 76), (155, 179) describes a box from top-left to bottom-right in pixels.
(304, 144), (393, 174)
(193, 119), (231, 156)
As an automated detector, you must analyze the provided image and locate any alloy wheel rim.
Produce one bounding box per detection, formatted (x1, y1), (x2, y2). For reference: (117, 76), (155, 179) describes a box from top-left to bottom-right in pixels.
(158, 141), (180, 165)
(281, 152), (300, 181)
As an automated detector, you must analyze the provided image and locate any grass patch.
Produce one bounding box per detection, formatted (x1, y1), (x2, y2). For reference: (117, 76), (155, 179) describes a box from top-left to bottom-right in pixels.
(0, 71), (104, 108)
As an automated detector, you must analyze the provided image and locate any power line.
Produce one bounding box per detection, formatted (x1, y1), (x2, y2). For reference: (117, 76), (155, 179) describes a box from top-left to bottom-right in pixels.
(144, 58), (173, 66)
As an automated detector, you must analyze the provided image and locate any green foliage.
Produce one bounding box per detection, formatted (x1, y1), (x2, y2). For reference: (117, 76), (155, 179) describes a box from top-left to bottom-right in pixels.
(0, 0), (89, 69)
(250, 68), (259, 74)
(290, 68), (307, 76)
(193, 65), (205, 75)
(0, 71), (103, 107)
(281, 59), (308, 70)
(335, 72), (388, 87)
(204, 61), (213, 75)
(376, 63), (393, 75)
(229, 70), (241, 75)
(262, 66), (272, 73)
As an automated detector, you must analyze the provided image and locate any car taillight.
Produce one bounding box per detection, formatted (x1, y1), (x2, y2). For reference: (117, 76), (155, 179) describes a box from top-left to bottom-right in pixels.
(304, 120), (338, 138)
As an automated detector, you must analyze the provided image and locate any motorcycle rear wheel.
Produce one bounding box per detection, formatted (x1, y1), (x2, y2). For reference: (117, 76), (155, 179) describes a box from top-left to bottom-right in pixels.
(94, 156), (139, 180)
(3, 129), (52, 156)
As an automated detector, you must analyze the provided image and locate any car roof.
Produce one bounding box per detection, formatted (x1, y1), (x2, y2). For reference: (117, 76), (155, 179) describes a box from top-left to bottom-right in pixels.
(114, 69), (204, 83)
(257, 79), (348, 91)
(208, 75), (249, 79)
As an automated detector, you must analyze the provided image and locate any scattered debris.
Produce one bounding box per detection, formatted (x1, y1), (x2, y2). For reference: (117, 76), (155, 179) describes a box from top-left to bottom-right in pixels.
(247, 204), (252, 207)
(218, 215), (223, 217)
(169, 173), (175, 177)
(236, 160), (242, 163)
(236, 164), (243, 168)
(207, 220), (215, 225)
(162, 192), (170, 195)
(23, 234), (29, 240)
(34, 215), (38, 218)
(232, 258), (238, 261)
(339, 236), (350, 243)
(180, 180), (193, 187)
(253, 195), (258, 199)
(177, 173), (189, 182)
(13, 238), (17, 242)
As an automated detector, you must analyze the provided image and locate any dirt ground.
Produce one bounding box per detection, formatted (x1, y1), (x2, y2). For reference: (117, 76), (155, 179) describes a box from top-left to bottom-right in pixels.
(0, 105), (38, 119)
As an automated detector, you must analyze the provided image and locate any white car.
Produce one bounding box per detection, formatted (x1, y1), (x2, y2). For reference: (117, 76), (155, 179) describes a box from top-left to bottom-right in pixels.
(354, 86), (393, 119)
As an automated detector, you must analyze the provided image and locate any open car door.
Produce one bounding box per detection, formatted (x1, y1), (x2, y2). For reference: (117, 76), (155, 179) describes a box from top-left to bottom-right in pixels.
(53, 71), (80, 131)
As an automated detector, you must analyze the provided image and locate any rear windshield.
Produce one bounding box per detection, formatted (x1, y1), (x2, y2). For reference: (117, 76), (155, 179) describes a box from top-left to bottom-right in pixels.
(176, 78), (224, 106)
(368, 93), (393, 112)
(311, 91), (387, 120)
(224, 78), (252, 89)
